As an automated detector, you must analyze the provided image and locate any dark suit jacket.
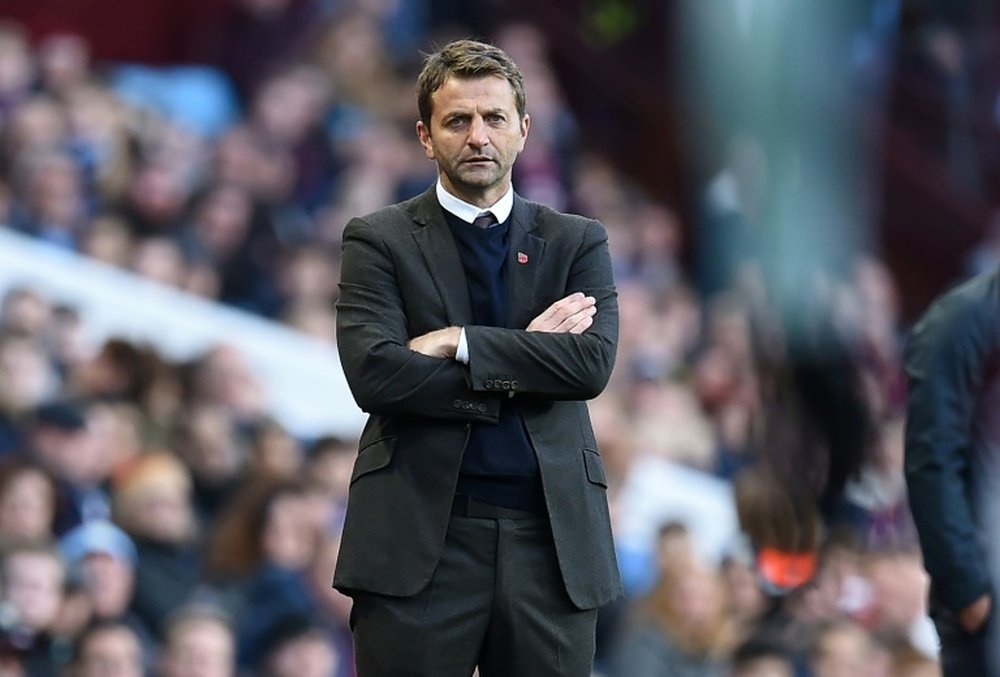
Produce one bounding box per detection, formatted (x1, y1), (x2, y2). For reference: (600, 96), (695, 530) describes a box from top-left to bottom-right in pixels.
(333, 186), (622, 610)
(905, 268), (1000, 613)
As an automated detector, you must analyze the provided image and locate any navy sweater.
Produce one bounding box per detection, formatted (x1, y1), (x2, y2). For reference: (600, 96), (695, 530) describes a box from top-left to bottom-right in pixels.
(444, 210), (543, 512)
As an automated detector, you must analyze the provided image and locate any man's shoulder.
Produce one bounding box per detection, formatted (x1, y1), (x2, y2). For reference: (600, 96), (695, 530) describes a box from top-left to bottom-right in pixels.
(906, 268), (1000, 372)
(917, 269), (1000, 330)
(517, 197), (604, 236)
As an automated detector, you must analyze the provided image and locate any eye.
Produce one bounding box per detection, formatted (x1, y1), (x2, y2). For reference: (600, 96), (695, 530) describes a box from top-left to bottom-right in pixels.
(486, 113), (506, 125)
(445, 116), (468, 130)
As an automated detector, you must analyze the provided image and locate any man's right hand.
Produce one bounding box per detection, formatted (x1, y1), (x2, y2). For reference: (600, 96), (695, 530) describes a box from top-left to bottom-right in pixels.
(959, 593), (992, 633)
(527, 292), (597, 334)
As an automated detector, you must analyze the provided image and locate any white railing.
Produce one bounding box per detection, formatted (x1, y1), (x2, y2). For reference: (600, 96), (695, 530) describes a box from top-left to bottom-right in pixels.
(0, 227), (365, 439)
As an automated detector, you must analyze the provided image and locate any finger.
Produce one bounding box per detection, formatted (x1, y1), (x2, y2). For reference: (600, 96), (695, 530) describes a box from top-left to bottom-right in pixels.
(553, 306), (597, 333)
(566, 314), (594, 334)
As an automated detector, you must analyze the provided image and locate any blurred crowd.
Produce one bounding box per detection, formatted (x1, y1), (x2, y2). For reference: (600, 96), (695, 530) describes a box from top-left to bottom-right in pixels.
(0, 0), (996, 675)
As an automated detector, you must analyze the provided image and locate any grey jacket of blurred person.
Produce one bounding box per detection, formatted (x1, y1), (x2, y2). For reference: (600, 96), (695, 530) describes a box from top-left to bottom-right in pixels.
(332, 185), (622, 610)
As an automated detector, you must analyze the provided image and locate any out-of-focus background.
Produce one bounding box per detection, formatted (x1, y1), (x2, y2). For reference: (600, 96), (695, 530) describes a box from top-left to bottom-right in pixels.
(0, 0), (992, 674)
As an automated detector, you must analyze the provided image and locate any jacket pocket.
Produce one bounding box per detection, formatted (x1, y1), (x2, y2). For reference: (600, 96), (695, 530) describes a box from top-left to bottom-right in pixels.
(350, 436), (395, 484)
(583, 448), (607, 488)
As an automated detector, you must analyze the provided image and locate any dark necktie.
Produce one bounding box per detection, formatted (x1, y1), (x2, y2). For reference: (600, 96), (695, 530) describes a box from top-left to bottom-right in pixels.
(473, 212), (497, 229)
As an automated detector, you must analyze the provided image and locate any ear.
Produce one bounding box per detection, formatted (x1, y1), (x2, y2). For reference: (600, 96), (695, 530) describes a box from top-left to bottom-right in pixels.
(517, 114), (530, 152)
(416, 120), (435, 160)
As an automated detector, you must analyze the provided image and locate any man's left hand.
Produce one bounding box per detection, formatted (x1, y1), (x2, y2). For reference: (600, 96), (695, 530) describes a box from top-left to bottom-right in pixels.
(408, 327), (462, 358)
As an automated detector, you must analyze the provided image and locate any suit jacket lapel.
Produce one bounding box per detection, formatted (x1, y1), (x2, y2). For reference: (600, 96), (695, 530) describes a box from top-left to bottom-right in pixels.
(409, 187), (475, 327)
(506, 195), (545, 329)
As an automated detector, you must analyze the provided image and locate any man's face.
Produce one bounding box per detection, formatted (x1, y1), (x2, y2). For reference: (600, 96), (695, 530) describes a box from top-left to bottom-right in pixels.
(416, 75), (529, 207)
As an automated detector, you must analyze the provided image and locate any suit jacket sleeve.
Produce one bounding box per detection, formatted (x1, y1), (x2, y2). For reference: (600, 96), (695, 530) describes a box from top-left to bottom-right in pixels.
(463, 218), (618, 400)
(904, 283), (996, 612)
(336, 216), (502, 422)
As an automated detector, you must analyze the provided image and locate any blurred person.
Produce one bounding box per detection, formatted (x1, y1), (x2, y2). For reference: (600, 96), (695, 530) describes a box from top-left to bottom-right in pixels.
(720, 553), (769, 638)
(0, 287), (52, 338)
(282, 301), (337, 342)
(9, 147), (88, 249)
(63, 83), (133, 204)
(85, 401), (144, 471)
(808, 619), (890, 677)
(59, 520), (154, 649)
(903, 267), (1000, 675)
(0, 332), (59, 450)
(129, 235), (189, 288)
(70, 338), (156, 404)
(247, 417), (302, 479)
(313, 11), (398, 115)
(249, 65), (335, 209)
(838, 417), (917, 550)
(28, 399), (111, 532)
(0, 23), (34, 121)
(173, 403), (247, 524)
(36, 32), (91, 98)
(609, 554), (737, 677)
(888, 643), (940, 677)
(850, 256), (905, 415)
(49, 304), (91, 376)
(334, 38), (620, 676)
(305, 532), (353, 667)
(111, 451), (202, 635)
(158, 603), (235, 677)
(303, 436), (355, 513)
(213, 124), (297, 204)
(276, 245), (339, 311)
(2, 95), (68, 165)
(195, 0), (325, 103)
(188, 344), (266, 422)
(697, 132), (769, 300)
(729, 637), (796, 677)
(0, 460), (57, 548)
(69, 620), (144, 677)
(178, 184), (277, 314)
(205, 479), (323, 668)
(258, 613), (341, 677)
(0, 545), (66, 673)
(863, 549), (938, 659)
(629, 381), (717, 469)
(80, 214), (134, 268)
(116, 161), (190, 238)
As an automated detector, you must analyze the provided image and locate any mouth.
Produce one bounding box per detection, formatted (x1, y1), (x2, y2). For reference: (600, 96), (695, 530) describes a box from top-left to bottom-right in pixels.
(463, 156), (495, 165)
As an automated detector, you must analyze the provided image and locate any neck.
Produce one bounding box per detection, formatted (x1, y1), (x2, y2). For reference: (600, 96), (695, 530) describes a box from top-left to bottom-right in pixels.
(440, 177), (510, 209)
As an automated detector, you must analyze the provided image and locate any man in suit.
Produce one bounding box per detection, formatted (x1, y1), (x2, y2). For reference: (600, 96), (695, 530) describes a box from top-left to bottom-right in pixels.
(333, 39), (621, 676)
(905, 268), (1000, 676)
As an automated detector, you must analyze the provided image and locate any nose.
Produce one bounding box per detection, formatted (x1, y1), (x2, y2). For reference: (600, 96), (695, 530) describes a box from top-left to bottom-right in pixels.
(467, 115), (489, 149)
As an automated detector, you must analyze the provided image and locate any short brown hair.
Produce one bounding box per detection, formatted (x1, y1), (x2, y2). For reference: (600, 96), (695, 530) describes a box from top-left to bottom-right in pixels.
(416, 39), (526, 125)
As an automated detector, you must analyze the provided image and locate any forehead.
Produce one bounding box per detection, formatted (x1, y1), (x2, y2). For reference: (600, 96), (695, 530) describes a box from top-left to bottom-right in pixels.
(430, 75), (518, 115)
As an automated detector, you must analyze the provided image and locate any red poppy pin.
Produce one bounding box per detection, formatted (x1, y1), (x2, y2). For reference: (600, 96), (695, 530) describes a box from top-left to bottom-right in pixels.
(517, 252), (528, 264)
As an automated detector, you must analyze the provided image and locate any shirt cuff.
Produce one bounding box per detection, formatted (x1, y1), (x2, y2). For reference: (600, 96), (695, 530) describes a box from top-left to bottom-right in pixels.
(455, 327), (469, 364)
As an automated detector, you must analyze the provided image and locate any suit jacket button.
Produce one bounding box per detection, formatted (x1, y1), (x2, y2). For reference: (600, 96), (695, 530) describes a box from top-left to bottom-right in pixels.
(511, 380), (518, 390)
(453, 399), (463, 409)
(477, 403), (486, 413)
(485, 379), (494, 389)
(501, 380), (511, 390)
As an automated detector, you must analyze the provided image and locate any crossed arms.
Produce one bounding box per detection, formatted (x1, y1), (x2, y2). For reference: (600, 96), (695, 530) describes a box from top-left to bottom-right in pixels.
(335, 216), (618, 422)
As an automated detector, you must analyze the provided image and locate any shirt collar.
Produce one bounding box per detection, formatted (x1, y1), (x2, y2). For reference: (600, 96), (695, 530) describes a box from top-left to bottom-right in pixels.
(435, 179), (514, 225)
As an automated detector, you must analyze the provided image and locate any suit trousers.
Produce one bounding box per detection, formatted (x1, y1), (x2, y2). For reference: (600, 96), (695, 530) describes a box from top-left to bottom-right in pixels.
(349, 510), (598, 676)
